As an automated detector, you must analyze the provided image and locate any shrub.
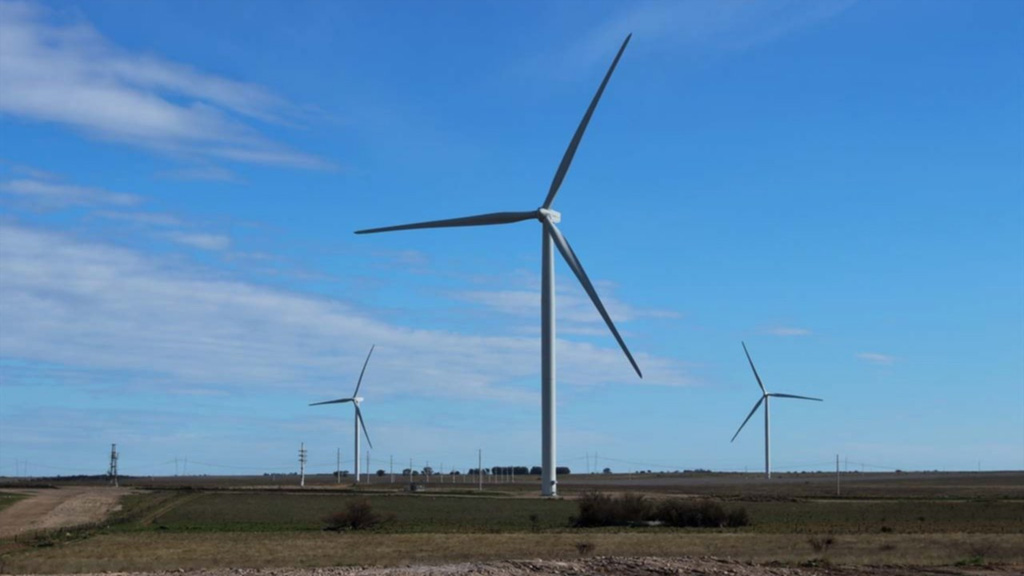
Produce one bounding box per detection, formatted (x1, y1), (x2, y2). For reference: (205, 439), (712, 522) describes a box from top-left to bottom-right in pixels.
(528, 513), (540, 533)
(575, 492), (653, 526)
(575, 541), (595, 556)
(323, 498), (389, 531)
(808, 536), (836, 553)
(576, 492), (620, 526)
(575, 493), (748, 528)
(655, 498), (749, 528)
(618, 493), (653, 522)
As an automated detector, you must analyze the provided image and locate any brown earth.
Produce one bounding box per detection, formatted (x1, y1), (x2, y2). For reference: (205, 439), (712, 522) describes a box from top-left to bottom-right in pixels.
(15, 557), (1022, 576)
(0, 487), (131, 538)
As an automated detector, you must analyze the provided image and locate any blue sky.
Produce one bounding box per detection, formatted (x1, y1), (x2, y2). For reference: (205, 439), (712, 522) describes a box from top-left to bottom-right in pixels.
(1, 0), (1021, 478)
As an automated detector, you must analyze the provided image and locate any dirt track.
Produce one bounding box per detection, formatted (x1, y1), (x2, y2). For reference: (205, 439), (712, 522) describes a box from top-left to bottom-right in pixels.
(0, 487), (130, 538)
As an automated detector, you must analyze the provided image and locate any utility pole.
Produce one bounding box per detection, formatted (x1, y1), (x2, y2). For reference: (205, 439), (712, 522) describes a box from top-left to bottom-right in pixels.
(836, 454), (841, 497)
(478, 449), (483, 492)
(108, 444), (119, 487)
(299, 443), (307, 487)
(336, 448), (341, 484)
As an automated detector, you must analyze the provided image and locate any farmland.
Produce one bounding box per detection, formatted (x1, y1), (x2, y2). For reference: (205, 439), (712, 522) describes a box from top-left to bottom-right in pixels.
(0, 471), (1022, 574)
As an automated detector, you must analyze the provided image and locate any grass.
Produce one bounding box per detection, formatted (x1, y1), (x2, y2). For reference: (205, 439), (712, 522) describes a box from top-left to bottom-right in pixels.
(134, 492), (577, 533)
(737, 498), (1024, 534)
(0, 492), (27, 513)
(112, 491), (1024, 536)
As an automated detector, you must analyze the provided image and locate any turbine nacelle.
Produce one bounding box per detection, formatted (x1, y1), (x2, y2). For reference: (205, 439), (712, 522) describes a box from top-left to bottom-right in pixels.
(538, 208), (561, 224)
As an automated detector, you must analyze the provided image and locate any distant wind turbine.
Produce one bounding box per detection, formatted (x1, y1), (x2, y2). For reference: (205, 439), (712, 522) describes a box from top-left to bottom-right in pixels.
(310, 345), (374, 483)
(731, 342), (822, 479)
(356, 35), (641, 497)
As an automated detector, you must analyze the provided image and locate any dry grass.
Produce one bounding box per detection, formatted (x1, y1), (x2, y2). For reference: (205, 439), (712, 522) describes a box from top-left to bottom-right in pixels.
(3, 531), (1023, 573)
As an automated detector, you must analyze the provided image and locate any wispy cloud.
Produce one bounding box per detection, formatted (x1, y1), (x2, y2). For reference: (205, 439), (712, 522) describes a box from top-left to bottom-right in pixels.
(0, 0), (331, 170)
(0, 225), (692, 404)
(765, 326), (812, 337)
(94, 210), (182, 227)
(156, 165), (238, 182)
(857, 352), (896, 365)
(164, 232), (231, 252)
(564, 0), (855, 71)
(455, 286), (679, 327)
(0, 178), (139, 208)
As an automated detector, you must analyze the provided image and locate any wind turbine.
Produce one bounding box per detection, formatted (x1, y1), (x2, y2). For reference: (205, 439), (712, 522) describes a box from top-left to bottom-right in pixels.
(731, 341), (822, 479)
(310, 345), (374, 483)
(355, 35), (641, 497)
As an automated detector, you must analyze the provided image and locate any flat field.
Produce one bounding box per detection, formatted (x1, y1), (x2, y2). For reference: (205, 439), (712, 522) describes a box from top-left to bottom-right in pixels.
(1, 471), (1021, 574)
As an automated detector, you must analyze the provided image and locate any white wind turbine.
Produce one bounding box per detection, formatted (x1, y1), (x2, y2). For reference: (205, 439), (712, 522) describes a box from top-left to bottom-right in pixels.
(731, 341), (822, 479)
(311, 345), (374, 483)
(356, 35), (641, 497)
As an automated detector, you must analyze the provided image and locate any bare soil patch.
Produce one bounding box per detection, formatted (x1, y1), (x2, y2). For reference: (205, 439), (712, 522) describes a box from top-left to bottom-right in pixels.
(0, 487), (131, 538)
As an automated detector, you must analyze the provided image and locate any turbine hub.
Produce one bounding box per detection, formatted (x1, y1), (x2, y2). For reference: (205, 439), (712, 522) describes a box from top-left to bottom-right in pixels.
(538, 208), (561, 223)
(353, 397), (363, 404)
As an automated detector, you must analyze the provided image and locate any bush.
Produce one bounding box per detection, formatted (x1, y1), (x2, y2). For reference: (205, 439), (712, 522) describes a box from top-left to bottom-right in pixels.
(575, 541), (595, 556)
(323, 498), (390, 531)
(808, 536), (836, 553)
(576, 492), (651, 526)
(655, 498), (749, 528)
(575, 493), (749, 528)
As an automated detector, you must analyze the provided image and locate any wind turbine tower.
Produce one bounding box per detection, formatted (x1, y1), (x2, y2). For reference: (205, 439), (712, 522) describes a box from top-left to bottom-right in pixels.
(310, 345), (375, 483)
(731, 342), (823, 479)
(356, 35), (641, 498)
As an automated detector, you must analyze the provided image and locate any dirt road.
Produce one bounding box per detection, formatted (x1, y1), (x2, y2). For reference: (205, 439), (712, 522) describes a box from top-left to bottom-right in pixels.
(0, 487), (130, 538)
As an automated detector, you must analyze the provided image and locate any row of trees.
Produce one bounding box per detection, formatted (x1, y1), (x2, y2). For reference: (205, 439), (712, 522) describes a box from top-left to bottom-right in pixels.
(329, 466), (622, 477)
(338, 466), (580, 476)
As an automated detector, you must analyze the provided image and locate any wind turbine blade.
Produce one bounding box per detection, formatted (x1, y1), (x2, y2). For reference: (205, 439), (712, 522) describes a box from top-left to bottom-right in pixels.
(309, 398), (353, 406)
(770, 393), (823, 402)
(542, 34), (631, 209)
(356, 211), (537, 234)
(546, 221), (642, 378)
(741, 341), (767, 395)
(352, 345), (375, 397)
(731, 397), (765, 443)
(355, 405), (373, 450)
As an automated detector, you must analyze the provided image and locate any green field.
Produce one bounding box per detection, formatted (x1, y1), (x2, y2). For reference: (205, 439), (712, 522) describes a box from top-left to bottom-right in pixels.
(116, 491), (1024, 535)
(0, 492), (26, 513)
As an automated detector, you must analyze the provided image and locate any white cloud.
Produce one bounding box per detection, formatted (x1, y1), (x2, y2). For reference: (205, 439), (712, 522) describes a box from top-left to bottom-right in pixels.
(765, 326), (812, 337)
(156, 166), (237, 182)
(1, 178), (139, 208)
(0, 0), (331, 170)
(857, 352), (895, 365)
(0, 225), (692, 405)
(455, 285), (678, 326)
(164, 232), (231, 251)
(94, 210), (182, 227)
(564, 0), (854, 71)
